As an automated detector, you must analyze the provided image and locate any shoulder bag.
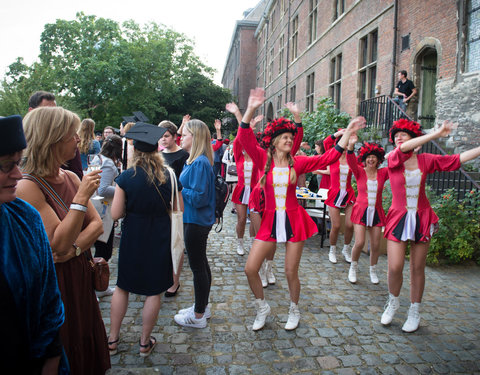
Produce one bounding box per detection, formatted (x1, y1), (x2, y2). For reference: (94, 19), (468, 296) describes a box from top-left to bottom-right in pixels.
(22, 173), (110, 291)
(168, 168), (185, 274)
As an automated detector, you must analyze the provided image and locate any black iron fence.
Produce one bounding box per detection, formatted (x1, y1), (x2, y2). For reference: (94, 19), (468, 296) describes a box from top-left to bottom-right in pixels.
(360, 95), (480, 200)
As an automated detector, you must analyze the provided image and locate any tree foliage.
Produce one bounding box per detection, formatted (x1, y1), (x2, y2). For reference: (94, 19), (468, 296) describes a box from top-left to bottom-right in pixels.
(0, 12), (232, 130)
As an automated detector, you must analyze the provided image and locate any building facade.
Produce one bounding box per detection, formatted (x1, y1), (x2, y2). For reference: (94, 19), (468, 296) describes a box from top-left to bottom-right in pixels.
(224, 0), (480, 153)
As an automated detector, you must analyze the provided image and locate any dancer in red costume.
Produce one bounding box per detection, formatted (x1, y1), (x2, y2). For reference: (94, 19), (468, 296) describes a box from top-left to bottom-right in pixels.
(381, 119), (480, 333)
(227, 102), (304, 287)
(346, 135), (389, 284)
(238, 88), (366, 331)
(323, 130), (356, 264)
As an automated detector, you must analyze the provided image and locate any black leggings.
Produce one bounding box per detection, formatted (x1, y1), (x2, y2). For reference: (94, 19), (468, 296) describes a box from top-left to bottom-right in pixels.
(94, 223), (114, 262)
(184, 223), (212, 314)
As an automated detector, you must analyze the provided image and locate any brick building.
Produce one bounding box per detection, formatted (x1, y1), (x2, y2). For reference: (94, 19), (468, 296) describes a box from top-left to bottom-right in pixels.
(223, 0), (480, 153)
(222, 2), (267, 115)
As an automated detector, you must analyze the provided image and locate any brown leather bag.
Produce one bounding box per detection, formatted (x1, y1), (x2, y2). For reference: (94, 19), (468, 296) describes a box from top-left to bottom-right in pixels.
(89, 256), (110, 292)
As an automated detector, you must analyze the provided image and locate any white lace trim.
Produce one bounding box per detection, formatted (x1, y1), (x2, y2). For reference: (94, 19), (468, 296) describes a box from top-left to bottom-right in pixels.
(400, 169), (421, 241)
(273, 167), (289, 243)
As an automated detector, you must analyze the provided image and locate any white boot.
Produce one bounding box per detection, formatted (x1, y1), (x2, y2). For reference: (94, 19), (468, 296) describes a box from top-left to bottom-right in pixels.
(342, 243), (352, 263)
(259, 261), (268, 288)
(266, 260), (276, 285)
(370, 265), (379, 284)
(402, 303), (421, 333)
(237, 238), (245, 255)
(328, 245), (337, 264)
(285, 301), (301, 330)
(348, 261), (358, 284)
(381, 293), (400, 325)
(252, 299), (271, 331)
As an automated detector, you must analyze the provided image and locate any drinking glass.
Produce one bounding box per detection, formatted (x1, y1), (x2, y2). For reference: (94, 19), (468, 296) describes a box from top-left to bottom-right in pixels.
(87, 154), (103, 200)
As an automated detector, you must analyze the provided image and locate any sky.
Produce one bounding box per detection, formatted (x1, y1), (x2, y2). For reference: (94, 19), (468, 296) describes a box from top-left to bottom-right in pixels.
(0, 0), (261, 85)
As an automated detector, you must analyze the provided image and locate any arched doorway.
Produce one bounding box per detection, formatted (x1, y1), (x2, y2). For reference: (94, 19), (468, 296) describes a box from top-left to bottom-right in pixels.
(266, 102), (274, 123)
(415, 48), (438, 129)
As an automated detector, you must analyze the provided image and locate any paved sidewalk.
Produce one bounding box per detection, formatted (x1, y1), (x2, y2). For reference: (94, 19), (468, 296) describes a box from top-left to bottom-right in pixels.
(102, 203), (480, 374)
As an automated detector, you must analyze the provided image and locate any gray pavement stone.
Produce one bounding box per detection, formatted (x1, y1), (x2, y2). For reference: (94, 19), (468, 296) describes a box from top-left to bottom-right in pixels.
(104, 201), (480, 374)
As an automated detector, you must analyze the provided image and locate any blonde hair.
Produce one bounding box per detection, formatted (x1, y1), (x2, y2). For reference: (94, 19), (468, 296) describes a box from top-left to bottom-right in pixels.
(22, 107), (81, 177)
(78, 118), (96, 154)
(185, 119), (213, 166)
(123, 122), (135, 136)
(259, 135), (296, 187)
(131, 149), (167, 185)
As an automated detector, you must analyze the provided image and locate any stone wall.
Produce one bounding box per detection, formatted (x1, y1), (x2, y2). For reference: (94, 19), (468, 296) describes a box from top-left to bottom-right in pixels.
(436, 74), (480, 169)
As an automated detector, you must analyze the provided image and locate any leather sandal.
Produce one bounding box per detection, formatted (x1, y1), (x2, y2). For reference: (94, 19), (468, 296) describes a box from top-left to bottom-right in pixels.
(108, 337), (119, 355)
(139, 336), (156, 357)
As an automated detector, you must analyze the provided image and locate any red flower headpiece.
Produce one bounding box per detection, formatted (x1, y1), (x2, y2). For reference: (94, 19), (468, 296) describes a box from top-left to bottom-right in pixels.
(357, 142), (385, 166)
(261, 117), (297, 148)
(389, 118), (423, 144)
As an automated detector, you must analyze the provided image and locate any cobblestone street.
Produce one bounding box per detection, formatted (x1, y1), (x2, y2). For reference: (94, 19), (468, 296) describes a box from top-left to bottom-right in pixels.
(102, 203), (480, 374)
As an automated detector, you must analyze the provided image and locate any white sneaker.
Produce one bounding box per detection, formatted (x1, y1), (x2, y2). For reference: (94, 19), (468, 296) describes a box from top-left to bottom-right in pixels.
(259, 262), (268, 288)
(252, 299), (271, 331)
(370, 265), (379, 284)
(328, 246), (337, 264)
(402, 303), (421, 333)
(174, 309), (207, 328)
(342, 244), (352, 263)
(381, 293), (400, 325)
(237, 238), (245, 255)
(285, 302), (301, 330)
(96, 286), (115, 298)
(177, 304), (212, 319)
(266, 260), (276, 285)
(348, 262), (358, 284)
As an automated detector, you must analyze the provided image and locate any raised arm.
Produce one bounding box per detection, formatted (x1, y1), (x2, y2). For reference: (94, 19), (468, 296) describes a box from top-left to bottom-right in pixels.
(241, 88), (266, 124)
(226, 102), (243, 125)
(346, 134), (362, 177)
(285, 102), (304, 154)
(399, 120), (456, 153)
(214, 119), (222, 140)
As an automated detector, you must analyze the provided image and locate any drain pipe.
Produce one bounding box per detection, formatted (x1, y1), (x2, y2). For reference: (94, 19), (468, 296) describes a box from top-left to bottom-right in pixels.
(285, 1), (291, 101)
(390, 0), (398, 96)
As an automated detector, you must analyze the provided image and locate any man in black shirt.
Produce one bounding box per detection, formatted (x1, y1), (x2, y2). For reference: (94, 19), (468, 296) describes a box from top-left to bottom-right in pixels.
(159, 120), (189, 179)
(393, 70), (417, 112)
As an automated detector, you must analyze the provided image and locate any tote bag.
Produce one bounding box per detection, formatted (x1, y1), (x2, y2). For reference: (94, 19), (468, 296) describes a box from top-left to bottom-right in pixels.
(168, 168), (184, 274)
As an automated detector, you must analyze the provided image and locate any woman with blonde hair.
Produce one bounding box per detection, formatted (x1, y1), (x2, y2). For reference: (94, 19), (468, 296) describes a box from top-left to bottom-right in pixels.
(78, 118), (101, 170)
(238, 88), (366, 331)
(173, 119), (216, 329)
(17, 106), (110, 374)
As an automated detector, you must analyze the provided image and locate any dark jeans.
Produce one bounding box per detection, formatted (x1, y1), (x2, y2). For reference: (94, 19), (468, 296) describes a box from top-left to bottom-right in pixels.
(94, 223), (114, 262)
(184, 223), (212, 314)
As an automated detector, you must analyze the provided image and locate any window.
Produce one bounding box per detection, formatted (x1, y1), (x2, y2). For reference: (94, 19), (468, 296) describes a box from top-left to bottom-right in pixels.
(291, 16), (299, 61)
(467, 0), (480, 72)
(277, 94), (283, 112)
(290, 85), (296, 102)
(271, 9), (276, 31)
(334, 0), (345, 20)
(329, 53), (342, 109)
(309, 0), (318, 45)
(268, 48), (274, 84)
(280, 0), (286, 14)
(358, 30), (378, 102)
(401, 34), (410, 52)
(279, 35), (285, 74)
(306, 73), (315, 112)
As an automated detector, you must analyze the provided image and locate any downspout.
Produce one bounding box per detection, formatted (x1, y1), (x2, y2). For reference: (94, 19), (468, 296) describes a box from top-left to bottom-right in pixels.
(285, 1), (291, 101)
(263, 18), (269, 119)
(390, 0), (398, 96)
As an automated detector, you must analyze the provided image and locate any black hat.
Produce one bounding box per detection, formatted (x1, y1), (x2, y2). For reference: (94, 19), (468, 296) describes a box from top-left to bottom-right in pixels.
(125, 122), (167, 152)
(0, 115), (27, 156)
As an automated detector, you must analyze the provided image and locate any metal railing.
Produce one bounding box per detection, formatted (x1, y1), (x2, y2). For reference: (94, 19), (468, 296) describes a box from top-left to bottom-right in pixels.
(360, 95), (480, 200)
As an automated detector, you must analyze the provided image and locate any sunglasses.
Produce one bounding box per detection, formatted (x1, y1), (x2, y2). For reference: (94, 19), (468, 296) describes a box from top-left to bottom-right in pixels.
(0, 159), (21, 174)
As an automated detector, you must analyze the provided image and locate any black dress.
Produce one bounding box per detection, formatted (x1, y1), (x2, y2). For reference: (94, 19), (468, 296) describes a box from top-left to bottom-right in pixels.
(116, 167), (174, 296)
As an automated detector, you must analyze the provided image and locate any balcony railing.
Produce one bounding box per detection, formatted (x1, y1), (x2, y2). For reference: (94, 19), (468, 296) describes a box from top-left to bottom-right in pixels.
(360, 95), (480, 200)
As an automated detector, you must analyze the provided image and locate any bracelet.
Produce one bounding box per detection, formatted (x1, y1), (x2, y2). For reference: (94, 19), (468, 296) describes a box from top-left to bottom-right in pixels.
(70, 203), (87, 213)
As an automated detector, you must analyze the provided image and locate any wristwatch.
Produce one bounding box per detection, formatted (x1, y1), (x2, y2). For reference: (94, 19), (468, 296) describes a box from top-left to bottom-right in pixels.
(72, 243), (81, 256)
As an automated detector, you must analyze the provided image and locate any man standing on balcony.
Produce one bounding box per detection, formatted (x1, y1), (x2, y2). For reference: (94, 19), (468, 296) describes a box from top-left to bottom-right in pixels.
(393, 70), (417, 112)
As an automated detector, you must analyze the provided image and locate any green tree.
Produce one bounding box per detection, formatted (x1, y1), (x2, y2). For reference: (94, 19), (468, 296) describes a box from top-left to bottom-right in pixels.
(0, 13), (231, 129)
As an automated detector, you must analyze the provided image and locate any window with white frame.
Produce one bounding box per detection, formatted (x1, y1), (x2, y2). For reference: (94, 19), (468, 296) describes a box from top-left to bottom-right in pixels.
(279, 35), (285, 74)
(309, 0), (318, 45)
(358, 30), (378, 102)
(329, 53), (342, 109)
(291, 16), (298, 61)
